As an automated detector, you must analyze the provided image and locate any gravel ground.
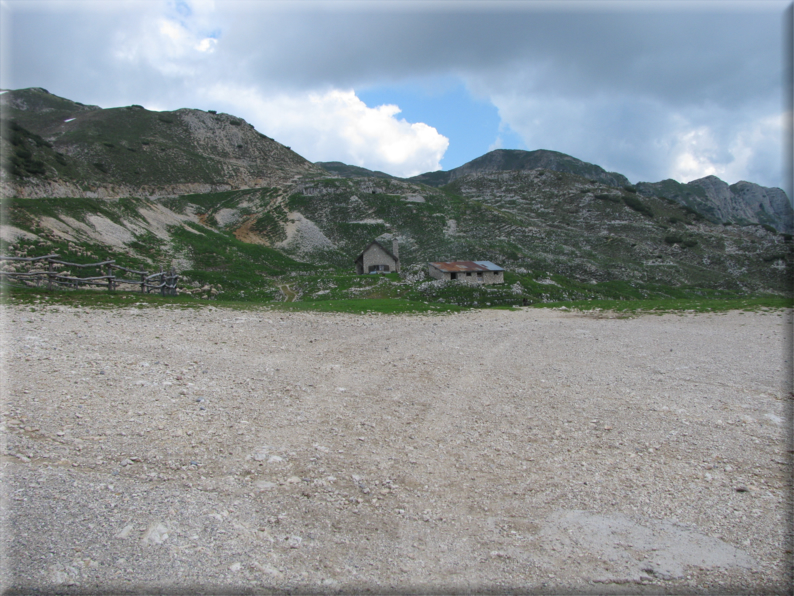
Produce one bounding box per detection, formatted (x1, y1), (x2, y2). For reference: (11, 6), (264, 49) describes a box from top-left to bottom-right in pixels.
(0, 303), (791, 594)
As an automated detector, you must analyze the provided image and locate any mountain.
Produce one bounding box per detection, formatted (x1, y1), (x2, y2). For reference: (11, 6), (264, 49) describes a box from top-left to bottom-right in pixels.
(315, 161), (397, 180)
(1, 87), (325, 199)
(635, 176), (794, 234)
(408, 149), (631, 188)
(327, 148), (793, 234)
(1, 88), (791, 301)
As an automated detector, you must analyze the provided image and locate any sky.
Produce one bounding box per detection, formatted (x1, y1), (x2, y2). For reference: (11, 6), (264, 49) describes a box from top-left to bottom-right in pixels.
(1, 0), (790, 192)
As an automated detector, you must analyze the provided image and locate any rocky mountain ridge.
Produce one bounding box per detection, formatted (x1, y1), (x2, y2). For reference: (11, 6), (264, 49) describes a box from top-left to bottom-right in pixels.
(1, 87), (325, 199)
(321, 150), (792, 234)
(408, 149), (631, 189)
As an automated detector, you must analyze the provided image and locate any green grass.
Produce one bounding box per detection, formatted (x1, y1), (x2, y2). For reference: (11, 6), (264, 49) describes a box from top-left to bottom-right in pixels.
(1, 284), (204, 309)
(533, 295), (792, 314)
(3, 281), (789, 316)
(267, 297), (463, 314)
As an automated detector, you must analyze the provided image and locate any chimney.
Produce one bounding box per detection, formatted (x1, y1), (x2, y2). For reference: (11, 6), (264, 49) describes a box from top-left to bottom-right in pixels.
(392, 237), (400, 272)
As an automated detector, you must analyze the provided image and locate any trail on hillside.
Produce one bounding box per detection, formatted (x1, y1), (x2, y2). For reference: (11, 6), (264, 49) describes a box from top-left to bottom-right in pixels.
(279, 284), (296, 302)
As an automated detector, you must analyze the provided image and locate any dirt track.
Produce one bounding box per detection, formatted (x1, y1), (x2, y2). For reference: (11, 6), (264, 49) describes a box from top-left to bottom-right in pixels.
(1, 304), (790, 593)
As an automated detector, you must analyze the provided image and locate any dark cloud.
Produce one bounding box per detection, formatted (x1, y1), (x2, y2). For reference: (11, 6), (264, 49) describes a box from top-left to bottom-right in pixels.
(2, 1), (788, 189)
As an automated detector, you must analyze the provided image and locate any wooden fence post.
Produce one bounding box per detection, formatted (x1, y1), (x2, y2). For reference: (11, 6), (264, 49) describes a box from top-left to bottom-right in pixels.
(140, 272), (146, 294)
(160, 271), (166, 297)
(106, 264), (114, 292)
(47, 258), (53, 291)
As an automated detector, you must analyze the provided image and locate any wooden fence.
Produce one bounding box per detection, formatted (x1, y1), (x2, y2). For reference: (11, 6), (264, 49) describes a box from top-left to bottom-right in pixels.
(0, 254), (179, 295)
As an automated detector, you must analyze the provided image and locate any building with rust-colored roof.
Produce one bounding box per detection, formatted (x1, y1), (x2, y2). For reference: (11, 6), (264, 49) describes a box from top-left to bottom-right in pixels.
(428, 261), (504, 284)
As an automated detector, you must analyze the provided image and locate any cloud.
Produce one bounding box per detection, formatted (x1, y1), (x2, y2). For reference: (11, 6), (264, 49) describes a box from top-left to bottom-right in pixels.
(110, 1), (221, 77)
(486, 86), (785, 188)
(204, 86), (449, 178)
(2, 1), (788, 188)
(667, 110), (784, 186)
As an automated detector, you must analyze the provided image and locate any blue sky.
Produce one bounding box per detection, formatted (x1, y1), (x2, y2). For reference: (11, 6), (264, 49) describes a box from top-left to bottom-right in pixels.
(1, 0), (790, 192)
(358, 80), (526, 171)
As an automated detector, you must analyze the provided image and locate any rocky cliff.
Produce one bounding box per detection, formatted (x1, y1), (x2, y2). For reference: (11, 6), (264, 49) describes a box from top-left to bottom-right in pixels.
(636, 175), (793, 234)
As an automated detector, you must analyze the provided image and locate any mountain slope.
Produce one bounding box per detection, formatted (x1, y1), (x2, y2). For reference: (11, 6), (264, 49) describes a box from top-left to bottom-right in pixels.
(1, 88), (791, 300)
(265, 170), (790, 294)
(408, 149), (631, 188)
(1, 87), (326, 199)
(636, 176), (793, 234)
(315, 161), (397, 180)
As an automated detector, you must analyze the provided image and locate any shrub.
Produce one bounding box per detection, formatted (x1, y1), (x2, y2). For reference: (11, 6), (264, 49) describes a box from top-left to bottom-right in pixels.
(682, 239), (698, 248)
(761, 224), (778, 234)
(682, 205), (703, 220)
(103, 142), (115, 148)
(25, 160), (46, 175)
(595, 193), (620, 203)
(623, 195), (653, 217)
(158, 116), (174, 124)
(623, 185), (637, 193)
(664, 234), (683, 245)
(208, 110), (217, 114)
(93, 162), (109, 173)
(229, 119), (242, 126)
(668, 216), (682, 225)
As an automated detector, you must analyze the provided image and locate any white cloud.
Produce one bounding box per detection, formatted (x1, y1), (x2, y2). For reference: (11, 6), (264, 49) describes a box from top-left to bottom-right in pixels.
(111, 1), (220, 76)
(668, 126), (723, 182)
(486, 85), (786, 188)
(667, 111), (784, 186)
(195, 37), (217, 53)
(205, 86), (449, 178)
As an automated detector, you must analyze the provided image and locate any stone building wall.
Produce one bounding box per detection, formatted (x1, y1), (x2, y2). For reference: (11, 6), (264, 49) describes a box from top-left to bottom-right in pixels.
(359, 243), (398, 273)
(428, 264), (503, 284)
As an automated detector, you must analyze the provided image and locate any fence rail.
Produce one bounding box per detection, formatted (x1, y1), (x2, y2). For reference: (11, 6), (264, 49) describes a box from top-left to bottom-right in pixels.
(0, 254), (179, 295)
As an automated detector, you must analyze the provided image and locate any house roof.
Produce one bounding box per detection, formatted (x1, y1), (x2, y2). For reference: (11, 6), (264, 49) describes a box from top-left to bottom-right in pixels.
(429, 261), (504, 272)
(354, 240), (399, 264)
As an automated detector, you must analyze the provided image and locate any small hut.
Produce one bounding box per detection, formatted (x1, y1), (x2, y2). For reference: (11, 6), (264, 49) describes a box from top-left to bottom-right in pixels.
(355, 239), (400, 274)
(428, 261), (504, 284)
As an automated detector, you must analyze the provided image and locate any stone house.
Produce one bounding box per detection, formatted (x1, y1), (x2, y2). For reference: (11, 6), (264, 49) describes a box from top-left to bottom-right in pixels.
(428, 261), (504, 284)
(355, 239), (400, 274)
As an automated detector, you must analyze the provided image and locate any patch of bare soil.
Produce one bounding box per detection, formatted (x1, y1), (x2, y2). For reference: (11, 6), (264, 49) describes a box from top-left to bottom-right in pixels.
(1, 305), (790, 594)
(233, 215), (269, 246)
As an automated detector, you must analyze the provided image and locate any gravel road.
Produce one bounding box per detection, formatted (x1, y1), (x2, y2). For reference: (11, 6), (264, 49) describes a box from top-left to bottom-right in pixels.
(1, 303), (790, 594)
